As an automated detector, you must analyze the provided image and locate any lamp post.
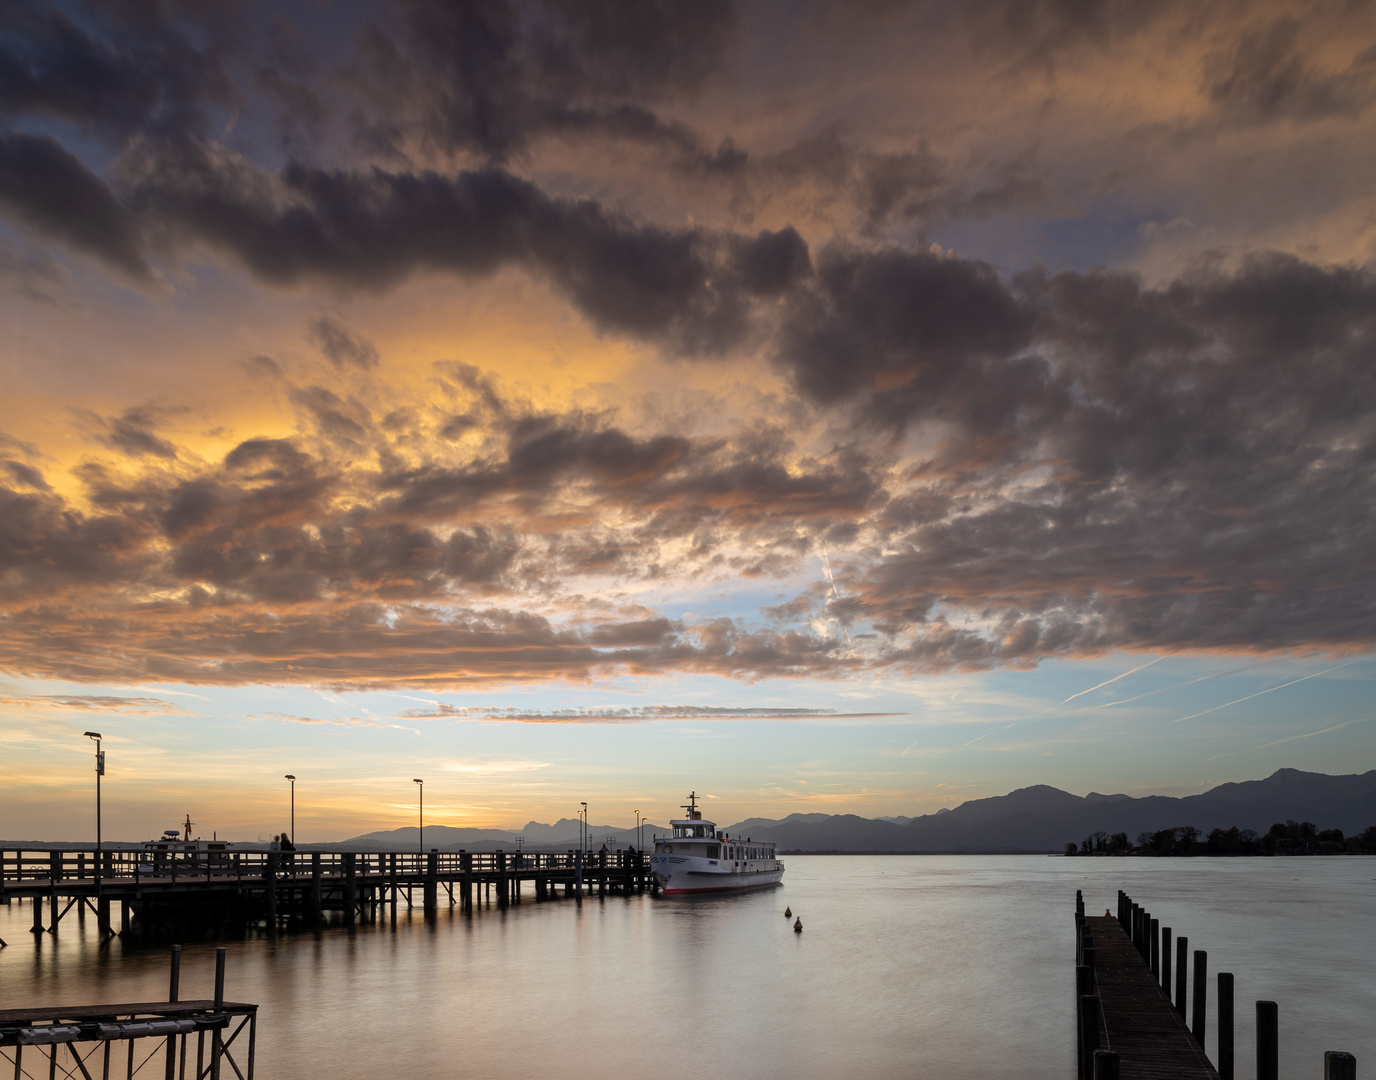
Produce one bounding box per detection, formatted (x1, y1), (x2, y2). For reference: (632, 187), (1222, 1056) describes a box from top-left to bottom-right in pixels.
(284, 775), (295, 845)
(580, 801), (588, 854)
(635, 809), (642, 853)
(84, 732), (103, 895)
(413, 779), (424, 854)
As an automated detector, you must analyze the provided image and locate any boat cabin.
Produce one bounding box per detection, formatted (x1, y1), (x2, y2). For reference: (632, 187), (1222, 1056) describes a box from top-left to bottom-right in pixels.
(653, 791), (778, 868)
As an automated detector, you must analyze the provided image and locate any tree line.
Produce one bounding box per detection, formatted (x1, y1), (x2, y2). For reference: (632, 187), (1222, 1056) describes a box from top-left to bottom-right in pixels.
(1065, 821), (1376, 856)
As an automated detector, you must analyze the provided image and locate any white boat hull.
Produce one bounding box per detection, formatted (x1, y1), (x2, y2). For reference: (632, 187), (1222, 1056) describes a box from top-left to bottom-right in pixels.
(652, 857), (784, 895)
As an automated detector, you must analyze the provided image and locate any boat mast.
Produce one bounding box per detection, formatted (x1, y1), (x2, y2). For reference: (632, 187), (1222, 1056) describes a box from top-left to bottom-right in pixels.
(681, 791), (699, 819)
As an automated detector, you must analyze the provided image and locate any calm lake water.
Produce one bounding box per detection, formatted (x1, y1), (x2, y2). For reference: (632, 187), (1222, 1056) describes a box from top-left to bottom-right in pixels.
(2, 856), (1373, 1079)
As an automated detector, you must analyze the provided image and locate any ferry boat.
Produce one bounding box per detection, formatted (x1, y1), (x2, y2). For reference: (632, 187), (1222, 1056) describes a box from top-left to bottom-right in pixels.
(651, 792), (784, 895)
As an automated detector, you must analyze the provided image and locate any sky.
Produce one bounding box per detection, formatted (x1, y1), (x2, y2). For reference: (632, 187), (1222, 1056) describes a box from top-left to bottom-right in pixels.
(3, 0), (1376, 842)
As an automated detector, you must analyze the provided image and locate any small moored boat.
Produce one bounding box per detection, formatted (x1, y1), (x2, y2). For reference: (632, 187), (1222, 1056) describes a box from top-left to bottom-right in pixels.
(651, 791), (784, 896)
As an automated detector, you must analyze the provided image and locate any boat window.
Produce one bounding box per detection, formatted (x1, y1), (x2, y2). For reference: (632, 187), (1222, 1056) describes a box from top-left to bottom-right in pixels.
(708, 844), (720, 858)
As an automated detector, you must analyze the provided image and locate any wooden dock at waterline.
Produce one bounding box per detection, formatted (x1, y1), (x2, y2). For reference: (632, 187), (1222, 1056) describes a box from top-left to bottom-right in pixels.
(0, 847), (652, 942)
(0, 946), (256, 1080)
(1073, 889), (1357, 1080)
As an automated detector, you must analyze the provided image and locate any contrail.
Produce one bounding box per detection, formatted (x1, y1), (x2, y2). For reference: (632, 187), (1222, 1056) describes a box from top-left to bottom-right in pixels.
(821, 553), (857, 659)
(963, 723), (1016, 748)
(1254, 716), (1371, 749)
(1173, 661), (1359, 723)
(1093, 663), (1265, 709)
(1059, 657), (1161, 705)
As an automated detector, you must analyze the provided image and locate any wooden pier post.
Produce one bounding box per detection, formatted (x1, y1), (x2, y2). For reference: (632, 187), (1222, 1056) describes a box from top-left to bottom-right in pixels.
(1092, 1050), (1120, 1080)
(211, 947), (226, 1080)
(1162, 926), (1172, 993)
(265, 852), (278, 929)
(460, 851), (473, 911)
(1324, 1051), (1356, 1080)
(165, 944), (181, 1080)
(1076, 964), (1092, 1079)
(495, 850), (508, 909)
(1149, 918), (1159, 979)
(1175, 935), (1189, 1014)
(575, 849), (584, 898)
(343, 853), (357, 928)
(1218, 972), (1234, 1080)
(1191, 950), (1207, 1046)
(1256, 1000), (1278, 1080)
(424, 850), (438, 917)
(310, 853), (322, 926)
(32, 891), (44, 933)
(49, 851), (60, 931)
(1079, 995), (1103, 1080)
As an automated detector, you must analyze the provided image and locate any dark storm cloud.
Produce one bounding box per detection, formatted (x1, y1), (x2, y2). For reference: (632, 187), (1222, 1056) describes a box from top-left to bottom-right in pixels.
(0, 1), (235, 143)
(355, 0), (735, 160)
(1203, 16), (1376, 123)
(112, 147), (787, 353)
(0, 131), (148, 276)
(309, 316), (380, 370)
(760, 248), (1376, 667)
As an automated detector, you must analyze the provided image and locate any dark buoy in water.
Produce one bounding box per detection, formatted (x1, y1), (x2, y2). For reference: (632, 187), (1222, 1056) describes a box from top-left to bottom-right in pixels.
(793, 917), (803, 933)
(784, 906), (792, 917)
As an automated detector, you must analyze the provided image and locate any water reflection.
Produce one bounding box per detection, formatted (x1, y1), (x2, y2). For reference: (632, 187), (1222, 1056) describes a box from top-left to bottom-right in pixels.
(2, 857), (1372, 1080)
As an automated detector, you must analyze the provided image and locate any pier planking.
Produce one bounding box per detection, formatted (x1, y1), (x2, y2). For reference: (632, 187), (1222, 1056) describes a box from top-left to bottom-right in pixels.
(1086, 914), (1218, 1080)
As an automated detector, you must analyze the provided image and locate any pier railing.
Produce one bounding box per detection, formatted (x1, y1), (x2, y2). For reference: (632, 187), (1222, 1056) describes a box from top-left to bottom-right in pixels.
(0, 845), (653, 940)
(0, 846), (638, 888)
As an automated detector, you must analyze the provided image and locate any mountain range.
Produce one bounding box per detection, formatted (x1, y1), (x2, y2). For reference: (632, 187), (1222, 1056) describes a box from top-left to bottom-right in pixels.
(328, 769), (1376, 854)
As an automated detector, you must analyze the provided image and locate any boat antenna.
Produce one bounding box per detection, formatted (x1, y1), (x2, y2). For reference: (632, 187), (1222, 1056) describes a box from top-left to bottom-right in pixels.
(681, 791), (699, 819)
(183, 813), (196, 842)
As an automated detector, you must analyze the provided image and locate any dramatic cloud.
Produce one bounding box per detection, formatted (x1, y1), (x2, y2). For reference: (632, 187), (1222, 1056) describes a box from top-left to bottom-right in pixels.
(0, 694), (192, 716)
(1, 0), (1375, 692)
(398, 704), (907, 722)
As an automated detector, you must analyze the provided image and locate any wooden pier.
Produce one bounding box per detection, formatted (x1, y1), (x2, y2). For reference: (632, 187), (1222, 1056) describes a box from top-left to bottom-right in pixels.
(1074, 889), (1358, 1080)
(0, 846), (652, 941)
(0, 946), (256, 1080)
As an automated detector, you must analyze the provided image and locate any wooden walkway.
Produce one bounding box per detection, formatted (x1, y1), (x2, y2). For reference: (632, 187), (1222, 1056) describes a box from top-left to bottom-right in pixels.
(1086, 915), (1218, 1080)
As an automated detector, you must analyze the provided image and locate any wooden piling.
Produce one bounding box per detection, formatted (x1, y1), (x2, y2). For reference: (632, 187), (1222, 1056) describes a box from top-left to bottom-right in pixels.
(265, 852), (278, 928)
(495, 850), (507, 908)
(165, 944), (181, 1080)
(49, 851), (60, 931)
(1217, 972), (1234, 1080)
(1162, 926), (1172, 995)
(1076, 965), (1093, 1079)
(1175, 935), (1188, 1014)
(1079, 995), (1103, 1080)
(310, 853), (322, 926)
(1256, 1001), (1278, 1080)
(343, 853), (356, 928)
(424, 849), (438, 917)
(1191, 950), (1207, 1046)
(1093, 1049), (1120, 1080)
(1150, 918), (1159, 979)
(1324, 1051), (1356, 1080)
(211, 947), (226, 1080)
(460, 851), (473, 911)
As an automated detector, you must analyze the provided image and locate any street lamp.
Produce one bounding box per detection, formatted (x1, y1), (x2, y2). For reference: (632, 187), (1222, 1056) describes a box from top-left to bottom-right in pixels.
(580, 801), (588, 854)
(413, 779), (424, 854)
(84, 732), (103, 895)
(635, 809), (642, 853)
(284, 775), (295, 845)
